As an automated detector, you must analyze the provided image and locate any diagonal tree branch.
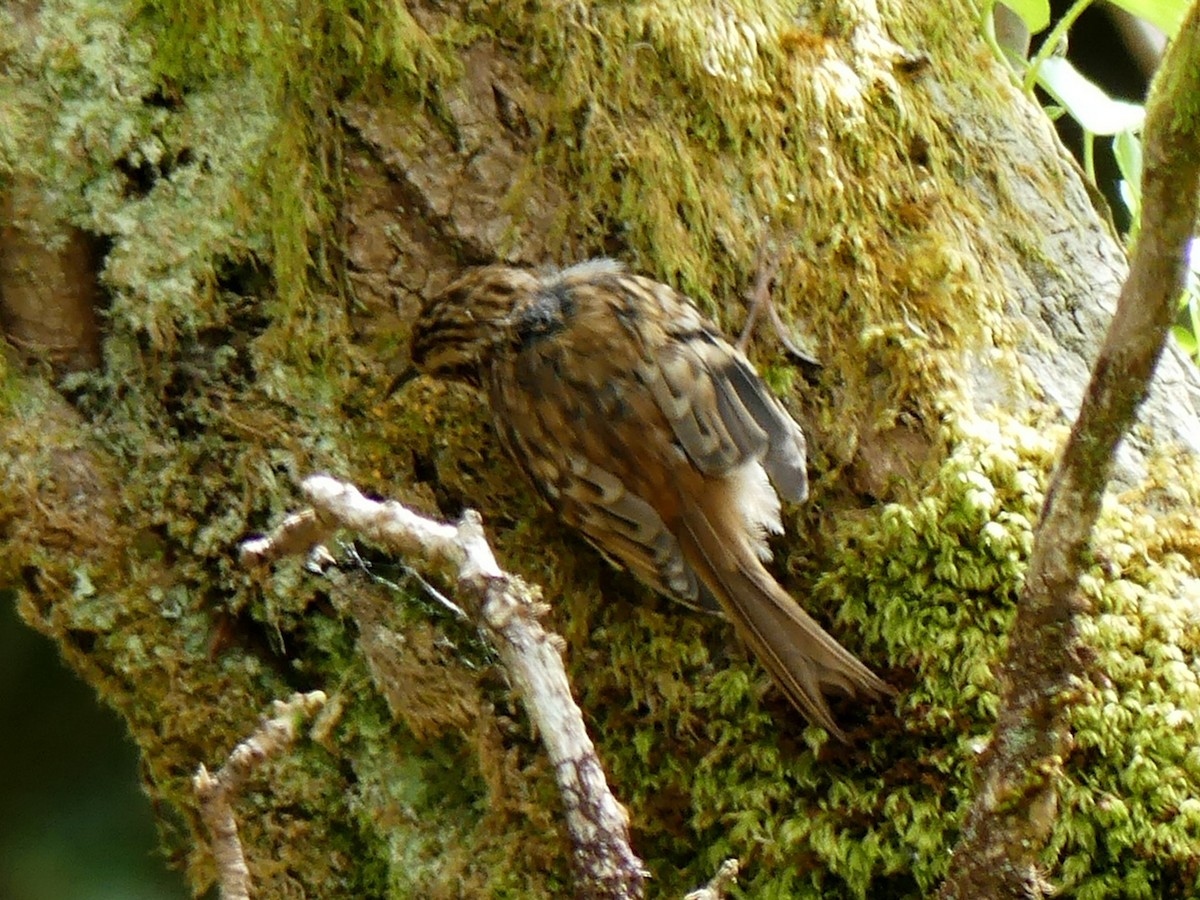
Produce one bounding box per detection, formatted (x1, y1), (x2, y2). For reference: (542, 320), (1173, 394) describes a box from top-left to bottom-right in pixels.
(242, 475), (647, 899)
(939, 6), (1200, 897)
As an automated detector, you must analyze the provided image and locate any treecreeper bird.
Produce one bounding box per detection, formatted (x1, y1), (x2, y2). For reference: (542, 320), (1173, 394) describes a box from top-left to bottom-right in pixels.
(409, 259), (890, 739)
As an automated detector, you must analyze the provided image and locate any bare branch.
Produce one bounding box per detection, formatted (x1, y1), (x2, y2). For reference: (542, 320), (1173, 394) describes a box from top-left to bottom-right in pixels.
(239, 509), (333, 566)
(684, 859), (740, 900)
(939, 8), (1200, 898)
(193, 691), (328, 900)
(242, 475), (648, 899)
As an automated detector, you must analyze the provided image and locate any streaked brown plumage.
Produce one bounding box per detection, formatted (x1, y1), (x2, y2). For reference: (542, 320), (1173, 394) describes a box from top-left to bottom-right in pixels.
(409, 259), (889, 739)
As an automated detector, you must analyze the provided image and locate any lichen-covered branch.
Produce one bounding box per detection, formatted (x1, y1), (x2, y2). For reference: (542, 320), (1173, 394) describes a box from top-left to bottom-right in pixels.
(243, 475), (647, 899)
(193, 691), (328, 900)
(938, 8), (1200, 897)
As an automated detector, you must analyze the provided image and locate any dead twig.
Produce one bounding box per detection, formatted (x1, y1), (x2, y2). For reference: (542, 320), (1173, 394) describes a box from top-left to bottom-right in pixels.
(193, 691), (327, 900)
(241, 475), (647, 899)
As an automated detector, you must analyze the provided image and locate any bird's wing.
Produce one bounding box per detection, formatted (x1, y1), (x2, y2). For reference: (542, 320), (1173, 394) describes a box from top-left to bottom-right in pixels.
(486, 324), (706, 607)
(482, 265), (808, 604)
(623, 276), (810, 503)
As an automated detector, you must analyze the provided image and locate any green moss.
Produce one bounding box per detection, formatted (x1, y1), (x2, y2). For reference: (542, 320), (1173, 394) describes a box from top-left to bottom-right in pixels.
(528, 409), (1200, 897)
(7, 0), (1200, 896)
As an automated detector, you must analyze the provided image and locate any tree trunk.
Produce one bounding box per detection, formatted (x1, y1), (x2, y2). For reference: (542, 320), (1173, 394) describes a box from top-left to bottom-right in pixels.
(3, 0), (1199, 897)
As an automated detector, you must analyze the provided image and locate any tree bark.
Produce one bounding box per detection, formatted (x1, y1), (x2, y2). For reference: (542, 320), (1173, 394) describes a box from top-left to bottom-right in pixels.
(3, 1), (1200, 897)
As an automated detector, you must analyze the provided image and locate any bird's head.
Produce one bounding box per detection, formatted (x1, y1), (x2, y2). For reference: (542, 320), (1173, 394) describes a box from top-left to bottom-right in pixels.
(408, 265), (538, 388)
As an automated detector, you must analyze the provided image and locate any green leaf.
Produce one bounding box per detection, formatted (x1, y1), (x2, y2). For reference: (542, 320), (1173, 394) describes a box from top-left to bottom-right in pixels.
(1117, 180), (1140, 223)
(1106, 0), (1188, 36)
(1113, 129), (1144, 226)
(1001, 0), (1051, 32)
(1037, 57), (1146, 135)
(1171, 324), (1197, 354)
(1112, 129), (1143, 187)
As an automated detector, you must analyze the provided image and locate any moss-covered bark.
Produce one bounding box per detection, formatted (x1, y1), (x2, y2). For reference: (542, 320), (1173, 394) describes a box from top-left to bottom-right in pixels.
(3, 0), (1200, 897)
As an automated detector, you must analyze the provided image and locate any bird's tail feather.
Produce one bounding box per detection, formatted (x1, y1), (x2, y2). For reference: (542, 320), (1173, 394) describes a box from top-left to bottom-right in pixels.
(679, 498), (891, 740)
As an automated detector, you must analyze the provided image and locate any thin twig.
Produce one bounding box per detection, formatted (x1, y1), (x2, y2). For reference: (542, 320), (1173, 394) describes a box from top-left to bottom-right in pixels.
(737, 241), (820, 365)
(194, 691), (327, 900)
(343, 541), (468, 620)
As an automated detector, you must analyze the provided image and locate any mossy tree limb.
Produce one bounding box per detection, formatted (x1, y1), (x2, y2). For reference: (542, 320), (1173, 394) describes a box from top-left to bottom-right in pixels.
(5, 0), (1200, 897)
(938, 5), (1200, 897)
